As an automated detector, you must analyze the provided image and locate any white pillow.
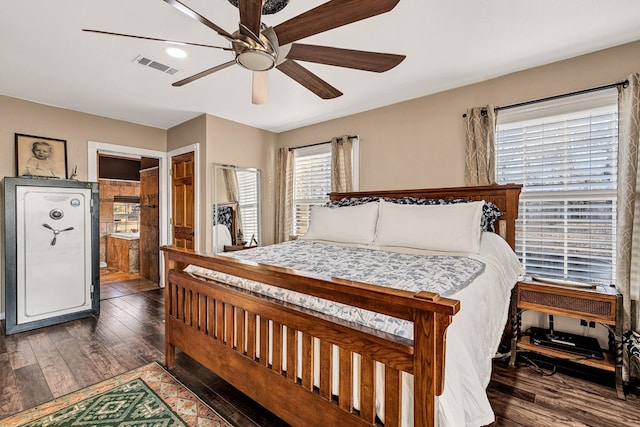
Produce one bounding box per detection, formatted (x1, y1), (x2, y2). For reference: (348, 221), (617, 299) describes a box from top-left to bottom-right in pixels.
(213, 224), (232, 253)
(373, 199), (484, 253)
(300, 202), (379, 244)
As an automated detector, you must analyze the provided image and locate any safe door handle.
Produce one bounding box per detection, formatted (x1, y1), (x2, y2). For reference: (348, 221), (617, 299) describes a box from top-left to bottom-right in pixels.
(42, 224), (75, 246)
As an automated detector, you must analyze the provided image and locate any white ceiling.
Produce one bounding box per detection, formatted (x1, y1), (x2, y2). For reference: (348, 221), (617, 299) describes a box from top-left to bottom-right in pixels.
(2, 0), (640, 133)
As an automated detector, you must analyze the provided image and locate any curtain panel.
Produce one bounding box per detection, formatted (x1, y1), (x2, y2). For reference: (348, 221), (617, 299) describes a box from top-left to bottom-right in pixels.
(275, 147), (293, 243)
(617, 73), (640, 381)
(331, 135), (353, 193)
(222, 168), (243, 239)
(465, 106), (496, 185)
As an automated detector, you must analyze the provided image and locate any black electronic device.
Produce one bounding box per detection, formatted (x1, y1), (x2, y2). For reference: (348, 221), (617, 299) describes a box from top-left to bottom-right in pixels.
(529, 326), (604, 359)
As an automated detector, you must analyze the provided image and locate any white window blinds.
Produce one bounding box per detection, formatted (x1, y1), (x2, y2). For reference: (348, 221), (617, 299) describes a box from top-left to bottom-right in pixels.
(495, 90), (618, 284)
(292, 144), (332, 235)
(236, 169), (259, 243)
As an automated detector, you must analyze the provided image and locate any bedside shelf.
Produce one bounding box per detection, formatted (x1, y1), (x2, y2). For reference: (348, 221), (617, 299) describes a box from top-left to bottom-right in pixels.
(517, 335), (615, 372)
(509, 280), (624, 399)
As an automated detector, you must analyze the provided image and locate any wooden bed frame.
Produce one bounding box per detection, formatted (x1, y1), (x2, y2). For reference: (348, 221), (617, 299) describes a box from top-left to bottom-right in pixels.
(162, 184), (522, 427)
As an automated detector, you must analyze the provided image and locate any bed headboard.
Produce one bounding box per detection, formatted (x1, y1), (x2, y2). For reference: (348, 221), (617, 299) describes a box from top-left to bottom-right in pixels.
(330, 184), (522, 250)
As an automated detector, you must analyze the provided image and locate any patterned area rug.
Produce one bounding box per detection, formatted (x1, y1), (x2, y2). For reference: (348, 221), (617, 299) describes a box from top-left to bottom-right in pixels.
(1, 362), (232, 427)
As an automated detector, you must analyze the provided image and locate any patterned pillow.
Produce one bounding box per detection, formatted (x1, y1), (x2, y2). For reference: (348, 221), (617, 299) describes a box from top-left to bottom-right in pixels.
(328, 196), (380, 207)
(327, 197), (502, 232)
(213, 205), (234, 233)
(624, 330), (640, 359)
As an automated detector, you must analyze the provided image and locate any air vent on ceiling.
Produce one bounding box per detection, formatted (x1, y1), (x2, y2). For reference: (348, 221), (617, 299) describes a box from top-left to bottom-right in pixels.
(133, 55), (179, 75)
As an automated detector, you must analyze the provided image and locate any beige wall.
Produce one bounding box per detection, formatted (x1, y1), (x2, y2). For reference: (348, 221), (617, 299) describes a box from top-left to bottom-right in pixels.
(1, 96), (167, 182)
(166, 114), (206, 153)
(0, 96), (166, 316)
(278, 40), (640, 191)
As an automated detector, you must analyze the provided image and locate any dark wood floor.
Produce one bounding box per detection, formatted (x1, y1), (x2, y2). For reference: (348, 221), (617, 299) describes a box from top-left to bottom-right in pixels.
(100, 268), (159, 300)
(1, 287), (639, 426)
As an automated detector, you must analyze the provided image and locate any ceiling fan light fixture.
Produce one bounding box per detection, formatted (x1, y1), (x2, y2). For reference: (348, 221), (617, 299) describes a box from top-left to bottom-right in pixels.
(232, 29), (278, 71)
(236, 49), (276, 71)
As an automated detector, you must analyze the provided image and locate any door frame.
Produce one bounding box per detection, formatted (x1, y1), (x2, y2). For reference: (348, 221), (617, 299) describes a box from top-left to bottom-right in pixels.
(167, 143), (200, 251)
(87, 141), (170, 287)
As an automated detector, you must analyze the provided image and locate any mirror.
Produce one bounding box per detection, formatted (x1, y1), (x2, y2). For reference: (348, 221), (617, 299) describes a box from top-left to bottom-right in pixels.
(213, 164), (261, 253)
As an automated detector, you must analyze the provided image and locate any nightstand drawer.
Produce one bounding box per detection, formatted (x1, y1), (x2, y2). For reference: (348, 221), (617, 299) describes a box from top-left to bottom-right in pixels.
(517, 281), (617, 325)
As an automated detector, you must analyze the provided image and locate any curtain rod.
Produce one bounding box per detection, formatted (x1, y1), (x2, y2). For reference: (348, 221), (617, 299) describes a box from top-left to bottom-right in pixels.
(462, 79), (629, 118)
(288, 135), (358, 151)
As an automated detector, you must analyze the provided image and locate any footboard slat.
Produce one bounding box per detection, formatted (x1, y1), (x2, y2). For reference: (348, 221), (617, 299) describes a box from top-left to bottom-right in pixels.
(271, 321), (282, 373)
(260, 316), (269, 366)
(360, 355), (376, 423)
(176, 286), (184, 321)
(319, 339), (332, 400)
(199, 294), (207, 332)
(301, 332), (313, 390)
(286, 327), (297, 380)
(225, 304), (234, 347)
(184, 289), (191, 325)
(207, 297), (215, 337)
(237, 308), (246, 353)
(339, 348), (353, 412)
(247, 312), (257, 359)
(216, 300), (224, 339)
(191, 290), (198, 328)
(385, 366), (402, 427)
(170, 284), (177, 323)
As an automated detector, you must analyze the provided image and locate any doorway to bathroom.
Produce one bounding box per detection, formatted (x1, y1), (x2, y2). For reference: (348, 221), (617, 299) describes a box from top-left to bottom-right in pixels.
(96, 153), (161, 299)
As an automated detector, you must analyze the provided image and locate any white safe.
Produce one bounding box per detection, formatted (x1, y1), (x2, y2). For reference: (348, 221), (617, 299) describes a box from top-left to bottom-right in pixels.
(3, 178), (100, 335)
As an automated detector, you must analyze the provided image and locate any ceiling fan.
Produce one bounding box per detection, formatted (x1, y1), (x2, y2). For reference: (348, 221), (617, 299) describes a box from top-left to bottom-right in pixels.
(83, 0), (406, 104)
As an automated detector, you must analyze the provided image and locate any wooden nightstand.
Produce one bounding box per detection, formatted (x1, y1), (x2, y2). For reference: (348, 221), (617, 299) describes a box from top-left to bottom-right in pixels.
(509, 280), (624, 399)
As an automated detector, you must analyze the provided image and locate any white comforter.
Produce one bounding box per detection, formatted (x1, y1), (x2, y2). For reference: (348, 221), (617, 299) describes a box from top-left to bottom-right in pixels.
(186, 232), (522, 426)
(430, 232), (521, 426)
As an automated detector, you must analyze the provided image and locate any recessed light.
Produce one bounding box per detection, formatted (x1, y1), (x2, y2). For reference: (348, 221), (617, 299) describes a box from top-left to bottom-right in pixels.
(166, 47), (187, 59)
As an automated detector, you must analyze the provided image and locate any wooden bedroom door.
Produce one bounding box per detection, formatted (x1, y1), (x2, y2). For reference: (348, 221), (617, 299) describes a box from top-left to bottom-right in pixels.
(171, 152), (195, 250)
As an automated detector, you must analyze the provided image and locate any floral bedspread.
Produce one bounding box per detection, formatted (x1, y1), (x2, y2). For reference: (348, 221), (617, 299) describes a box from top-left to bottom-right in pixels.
(184, 240), (485, 339)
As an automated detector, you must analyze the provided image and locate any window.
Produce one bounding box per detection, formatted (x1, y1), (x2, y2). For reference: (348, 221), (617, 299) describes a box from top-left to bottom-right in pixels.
(495, 90), (618, 285)
(292, 144), (332, 235)
(291, 140), (360, 236)
(113, 196), (140, 233)
(236, 168), (260, 244)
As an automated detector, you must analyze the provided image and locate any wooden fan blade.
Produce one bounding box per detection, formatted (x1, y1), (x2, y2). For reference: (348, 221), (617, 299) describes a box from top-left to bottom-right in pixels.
(82, 29), (231, 50)
(172, 60), (236, 87)
(162, 0), (234, 40)
(252, 71), (268, 104)
(287, 43), (405, 72)
(239, 0), (262, 38)
(274, 0), (399, 46)
(276, 60), (342, 99)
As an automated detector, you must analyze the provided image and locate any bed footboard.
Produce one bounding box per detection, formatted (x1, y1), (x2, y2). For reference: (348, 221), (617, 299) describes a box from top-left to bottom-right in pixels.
(162, 247), (459, 427)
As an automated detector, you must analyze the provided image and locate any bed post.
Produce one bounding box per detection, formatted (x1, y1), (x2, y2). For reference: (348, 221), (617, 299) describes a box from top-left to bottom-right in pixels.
(164, 250), (176, 369)
(413, 309), (437, 427)
(503, 186), (521, 250)
(413, 290), (455, 427)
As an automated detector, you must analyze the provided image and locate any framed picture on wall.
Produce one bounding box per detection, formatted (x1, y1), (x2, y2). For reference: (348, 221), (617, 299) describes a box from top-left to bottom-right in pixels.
(15, 133), (68, 179)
